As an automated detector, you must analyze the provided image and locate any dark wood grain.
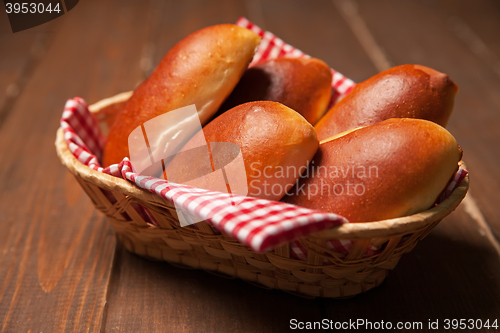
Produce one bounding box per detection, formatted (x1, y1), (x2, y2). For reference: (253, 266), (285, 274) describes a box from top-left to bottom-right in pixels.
(439, 0), (500, 74)
(0, 12), (53, 128)
(259, 0), (378, 82)
(352, 0), (500, 245)
(1, 0), (500, 332)
(0, 0), (153, 331)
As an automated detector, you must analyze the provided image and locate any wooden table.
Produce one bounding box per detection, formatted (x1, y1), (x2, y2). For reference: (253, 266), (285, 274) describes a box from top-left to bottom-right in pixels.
(1, 0), (499, 332)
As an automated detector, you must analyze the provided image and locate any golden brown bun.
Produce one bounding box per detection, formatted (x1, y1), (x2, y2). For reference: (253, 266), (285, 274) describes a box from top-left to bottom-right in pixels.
(315, 64), (458, 141)
(102, 24), (261, 166)
(216, 57), (332, 125)
(167, 101), (319, 201)
(282, 118), (461, 222)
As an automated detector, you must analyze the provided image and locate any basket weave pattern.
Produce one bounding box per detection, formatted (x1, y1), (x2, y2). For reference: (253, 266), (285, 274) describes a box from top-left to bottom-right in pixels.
(55, 93), (469, 298)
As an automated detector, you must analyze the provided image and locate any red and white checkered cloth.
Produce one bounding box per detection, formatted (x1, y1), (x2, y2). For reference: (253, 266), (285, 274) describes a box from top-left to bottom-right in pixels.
(60, 18), (467, 258)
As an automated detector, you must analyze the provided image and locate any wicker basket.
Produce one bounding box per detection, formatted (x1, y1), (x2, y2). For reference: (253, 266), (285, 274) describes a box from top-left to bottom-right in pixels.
(55, 92), (469, 298)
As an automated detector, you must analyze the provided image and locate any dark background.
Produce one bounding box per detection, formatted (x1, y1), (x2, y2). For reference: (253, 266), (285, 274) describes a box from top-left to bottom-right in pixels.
(0, 0), (499, 332)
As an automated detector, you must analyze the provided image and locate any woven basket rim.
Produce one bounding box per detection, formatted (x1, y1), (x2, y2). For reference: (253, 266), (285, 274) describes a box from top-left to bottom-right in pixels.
(55, 92), (469, 240)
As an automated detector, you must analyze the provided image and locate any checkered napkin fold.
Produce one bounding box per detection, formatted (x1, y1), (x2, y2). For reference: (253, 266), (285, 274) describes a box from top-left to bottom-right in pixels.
(60, 18), (467, 258)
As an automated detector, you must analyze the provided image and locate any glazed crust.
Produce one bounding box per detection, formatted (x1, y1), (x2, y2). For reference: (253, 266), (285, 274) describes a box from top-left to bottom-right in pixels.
(217, 57), (332, 125)
(102, 24), (261, 166)
(315, 64), (458, 141)
(167, 101), (319, 201)
(283, 118), (461, 222)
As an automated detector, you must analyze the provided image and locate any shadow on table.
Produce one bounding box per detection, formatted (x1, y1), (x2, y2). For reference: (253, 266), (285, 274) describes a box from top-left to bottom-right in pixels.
(321, 231), (500, 325)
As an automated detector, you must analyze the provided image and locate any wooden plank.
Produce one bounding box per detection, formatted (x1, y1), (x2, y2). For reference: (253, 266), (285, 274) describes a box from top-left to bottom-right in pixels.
(60, 0), (156, 102)
(438, 0), (500, 76)
(259, 0), (378, 82)
(0, 12), (53, 127)
(0, 0), (154, 331)
(0, 0), (493, 331)
(351, 0), (500, 247)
